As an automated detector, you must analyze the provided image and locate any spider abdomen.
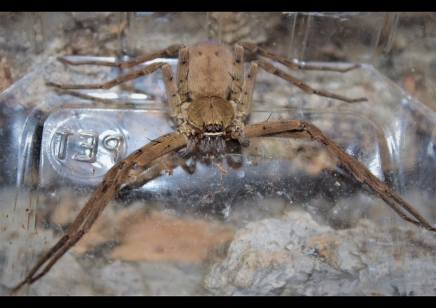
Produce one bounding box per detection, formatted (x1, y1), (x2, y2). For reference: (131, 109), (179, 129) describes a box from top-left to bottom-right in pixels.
(187, 41), (234, 99)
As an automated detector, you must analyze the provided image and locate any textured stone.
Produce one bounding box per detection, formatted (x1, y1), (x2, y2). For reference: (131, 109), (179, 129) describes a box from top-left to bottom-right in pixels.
(204, 211), (436, 296)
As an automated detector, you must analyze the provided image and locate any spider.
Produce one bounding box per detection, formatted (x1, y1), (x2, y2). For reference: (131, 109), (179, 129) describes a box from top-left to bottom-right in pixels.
(11, 40), (436, 294)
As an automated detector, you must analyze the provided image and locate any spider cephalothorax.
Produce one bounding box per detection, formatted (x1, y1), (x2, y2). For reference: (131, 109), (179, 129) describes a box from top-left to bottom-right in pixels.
(180, 96), (249, 156)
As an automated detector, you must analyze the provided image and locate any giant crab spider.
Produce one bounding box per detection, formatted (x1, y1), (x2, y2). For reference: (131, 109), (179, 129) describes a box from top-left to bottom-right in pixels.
(11, 40), (436, 294)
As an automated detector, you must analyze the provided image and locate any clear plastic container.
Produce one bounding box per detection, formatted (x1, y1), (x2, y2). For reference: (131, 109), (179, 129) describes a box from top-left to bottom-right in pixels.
(1, 12), (436, 296)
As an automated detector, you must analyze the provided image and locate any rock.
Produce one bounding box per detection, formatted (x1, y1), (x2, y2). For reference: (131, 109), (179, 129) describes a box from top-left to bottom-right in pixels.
(204, 210), (436, 296)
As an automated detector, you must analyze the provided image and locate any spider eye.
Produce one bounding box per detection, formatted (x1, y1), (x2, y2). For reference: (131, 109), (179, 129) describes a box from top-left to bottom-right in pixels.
(204, 123), (223, 132)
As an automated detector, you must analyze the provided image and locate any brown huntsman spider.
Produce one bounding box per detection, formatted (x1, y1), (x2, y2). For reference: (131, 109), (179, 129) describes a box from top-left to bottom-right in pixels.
(11, 40), (436, 294)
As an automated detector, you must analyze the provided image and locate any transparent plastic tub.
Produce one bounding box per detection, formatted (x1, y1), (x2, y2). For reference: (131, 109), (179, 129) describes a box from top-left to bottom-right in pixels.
(1, 12), (436, 296)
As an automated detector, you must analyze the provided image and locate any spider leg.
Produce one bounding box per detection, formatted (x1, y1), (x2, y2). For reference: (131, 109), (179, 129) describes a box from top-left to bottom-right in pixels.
(127, 152), (196, 187)
(230, 44), (245, 102)
(52, 45), (188, 125)
(11, 132), (187, 295)
(48, 62), (172, 90)
(233, 57), (366, 123)
(117, 152), (198, 201)
(229, 43), (258, 123)
(238, 42), (361, 73)
(235, 61), (258, 122)
(300, 120), (436, 231)
(244, 120), (436, 232)
(176, 46), (189, 106)
(256, 60), (368, 103)
(57, 44), (185, 69)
